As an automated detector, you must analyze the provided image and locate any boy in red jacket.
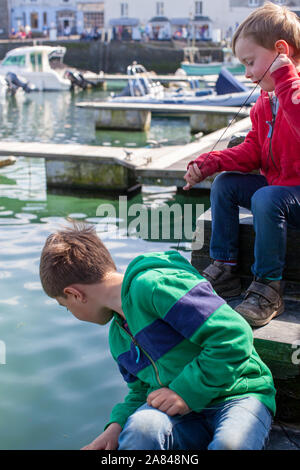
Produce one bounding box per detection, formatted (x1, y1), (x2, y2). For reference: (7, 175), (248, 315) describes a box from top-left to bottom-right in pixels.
(183, 3), (300, 327)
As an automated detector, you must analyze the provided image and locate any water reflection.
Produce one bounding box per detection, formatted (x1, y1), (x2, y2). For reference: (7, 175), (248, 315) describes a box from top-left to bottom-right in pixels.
(0, 88), (192, 148)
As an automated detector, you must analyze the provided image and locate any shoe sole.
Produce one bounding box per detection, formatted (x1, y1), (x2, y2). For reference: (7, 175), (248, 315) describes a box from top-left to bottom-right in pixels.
(237, 303), (285, 328)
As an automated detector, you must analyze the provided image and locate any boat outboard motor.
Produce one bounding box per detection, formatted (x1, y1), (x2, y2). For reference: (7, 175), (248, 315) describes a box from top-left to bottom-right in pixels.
(64, 70), (95, 90)
(5, 72), (32, 95)
(215, 67), (248, 95)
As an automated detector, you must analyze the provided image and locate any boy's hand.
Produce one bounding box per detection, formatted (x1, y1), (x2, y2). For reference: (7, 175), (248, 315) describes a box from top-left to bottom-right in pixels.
(183, 163), (203, 190)
(270, 53), (293, 74)
(81, 422), (122, 450)
(147, 388), (190, 416)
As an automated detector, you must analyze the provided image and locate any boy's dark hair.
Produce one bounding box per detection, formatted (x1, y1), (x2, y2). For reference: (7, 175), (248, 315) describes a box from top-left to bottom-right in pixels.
(232, 2), (300, 58)
(39, 222), (116, 298)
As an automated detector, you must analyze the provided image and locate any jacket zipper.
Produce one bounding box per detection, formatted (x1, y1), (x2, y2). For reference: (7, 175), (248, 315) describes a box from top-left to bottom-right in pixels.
(116, 319), (164, 387)
(266, 95), (280, 183)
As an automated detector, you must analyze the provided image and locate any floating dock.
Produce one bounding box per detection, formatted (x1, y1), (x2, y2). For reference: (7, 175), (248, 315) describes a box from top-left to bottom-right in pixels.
(0, 116), (251, 193)
(76, 100), (249, 134)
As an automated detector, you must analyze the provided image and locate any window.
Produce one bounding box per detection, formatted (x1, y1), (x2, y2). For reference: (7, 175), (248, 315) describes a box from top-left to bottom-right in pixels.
(156, 2), (164, 16)
(84, 12), (104, 29)
(30, 12), (38, 29)
(43, 12), (47, 26)
(275, 0), (286, 4)
(2, 55), (26, 67)
(195, 1), (203, 16)
(120, 2), (128, 17)
(30, 53), (43, 72)
(248, 0), (259, 6)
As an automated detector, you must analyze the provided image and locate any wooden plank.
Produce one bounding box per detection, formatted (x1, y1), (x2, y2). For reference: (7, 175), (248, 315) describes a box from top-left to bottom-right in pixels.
(76, 101), (250, 117)
(135, 116), (251, 176)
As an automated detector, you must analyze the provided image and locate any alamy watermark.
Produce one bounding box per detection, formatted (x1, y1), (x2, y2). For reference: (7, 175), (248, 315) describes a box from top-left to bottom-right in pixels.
(291, 340), (300, 365)
(96, 196), (205, 249)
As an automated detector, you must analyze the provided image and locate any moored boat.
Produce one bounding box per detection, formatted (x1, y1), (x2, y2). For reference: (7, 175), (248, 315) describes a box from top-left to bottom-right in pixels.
(110, 63), (260, 108)
(0, 46), (71, 91)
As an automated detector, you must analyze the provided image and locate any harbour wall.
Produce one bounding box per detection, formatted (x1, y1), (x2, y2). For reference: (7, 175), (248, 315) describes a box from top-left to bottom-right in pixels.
(0, 39), (224, 74)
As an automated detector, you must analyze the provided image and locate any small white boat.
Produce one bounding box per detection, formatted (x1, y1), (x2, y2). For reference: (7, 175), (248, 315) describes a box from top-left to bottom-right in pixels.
(0, 45), (71, 91)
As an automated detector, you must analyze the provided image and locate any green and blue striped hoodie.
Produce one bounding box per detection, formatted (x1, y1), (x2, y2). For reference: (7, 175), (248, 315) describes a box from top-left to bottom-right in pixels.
(107, 251), (276, 429)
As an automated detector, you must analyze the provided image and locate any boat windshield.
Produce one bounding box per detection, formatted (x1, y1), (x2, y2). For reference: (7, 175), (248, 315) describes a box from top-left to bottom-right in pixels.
(30, 53), (43, 72)
(1, 55), (26, 67)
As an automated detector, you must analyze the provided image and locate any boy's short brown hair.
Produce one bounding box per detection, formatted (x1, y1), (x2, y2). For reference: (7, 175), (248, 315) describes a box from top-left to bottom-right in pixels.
(232, 2), (300, 58)
(39, 223), (116, 298)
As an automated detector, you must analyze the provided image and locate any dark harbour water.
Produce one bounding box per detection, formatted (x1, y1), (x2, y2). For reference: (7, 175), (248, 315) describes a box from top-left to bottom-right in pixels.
(0, 88), (210, 449)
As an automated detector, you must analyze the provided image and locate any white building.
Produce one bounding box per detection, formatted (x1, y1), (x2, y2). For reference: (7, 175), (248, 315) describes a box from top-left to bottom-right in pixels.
(105, 0), (232, 41)
(9, 1), (300, 40)
(9, 0), (231, 39)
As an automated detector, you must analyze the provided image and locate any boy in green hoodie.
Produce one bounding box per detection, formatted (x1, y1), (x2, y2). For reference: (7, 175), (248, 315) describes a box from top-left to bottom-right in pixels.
(39, 224), (276, 450)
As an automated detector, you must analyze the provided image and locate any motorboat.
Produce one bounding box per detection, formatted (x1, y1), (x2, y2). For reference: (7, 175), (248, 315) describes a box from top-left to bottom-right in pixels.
(0, 45), (72, 91)
(0, 45), (99, 93)
(110, 63), (260, 107)
(180, 47), (245, 76)
(180, 61), (245, 76)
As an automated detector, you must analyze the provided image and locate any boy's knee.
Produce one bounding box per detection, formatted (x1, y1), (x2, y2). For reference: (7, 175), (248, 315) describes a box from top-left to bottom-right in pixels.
(251, 186), (284, 215)
(208, 434), (251, 450)
(118, 407), (172, 450)
(211, 173), (242, 201)
(212, 172), (236, 192)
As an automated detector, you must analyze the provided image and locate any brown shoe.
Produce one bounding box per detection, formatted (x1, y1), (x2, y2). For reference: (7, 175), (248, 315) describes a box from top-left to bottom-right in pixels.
(202, 261), (242, 298)
(235, 279), (285, 327)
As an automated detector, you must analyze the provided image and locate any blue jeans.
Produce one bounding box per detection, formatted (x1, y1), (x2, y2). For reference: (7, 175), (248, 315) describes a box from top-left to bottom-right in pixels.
(118, 396), (272, 450)
(210, 172), (300, 279)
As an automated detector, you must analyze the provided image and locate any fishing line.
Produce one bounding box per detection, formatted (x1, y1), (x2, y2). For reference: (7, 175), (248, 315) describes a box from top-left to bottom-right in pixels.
(176, 53), (280, 252)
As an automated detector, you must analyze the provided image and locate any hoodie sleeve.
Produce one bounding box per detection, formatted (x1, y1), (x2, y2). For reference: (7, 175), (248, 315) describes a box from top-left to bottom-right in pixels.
(152, 275), (254, 413)
(187, 103), (262, 179)
(272, 63), (300, 141)
(104, 376), (149, 430)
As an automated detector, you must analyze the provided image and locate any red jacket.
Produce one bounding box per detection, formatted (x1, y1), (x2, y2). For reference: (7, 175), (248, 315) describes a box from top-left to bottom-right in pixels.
(189, 64), (300, 186)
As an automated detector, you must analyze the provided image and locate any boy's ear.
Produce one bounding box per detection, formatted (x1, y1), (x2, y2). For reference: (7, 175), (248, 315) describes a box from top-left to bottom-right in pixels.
(275, 40), (293, 57)
(63, 286), (86, 302)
